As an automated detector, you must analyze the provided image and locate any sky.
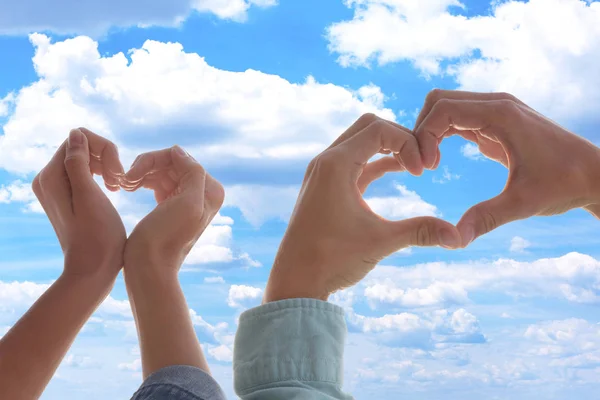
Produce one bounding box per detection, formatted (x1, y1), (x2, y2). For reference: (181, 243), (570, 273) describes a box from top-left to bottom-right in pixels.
(1, 0), (600, 398)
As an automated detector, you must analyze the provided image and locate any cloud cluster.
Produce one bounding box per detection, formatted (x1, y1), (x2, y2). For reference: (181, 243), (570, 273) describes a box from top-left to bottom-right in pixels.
(227, 284), (263, 308)
(0, 34), (394, 176)
(328, 0), (600, 121)
(363, 252), (600, 307)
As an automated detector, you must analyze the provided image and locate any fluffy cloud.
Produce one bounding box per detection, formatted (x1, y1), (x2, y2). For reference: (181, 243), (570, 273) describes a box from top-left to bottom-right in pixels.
(208, 344), (234, 362)
(349, 308), (485, 347)
(365, 184), (439, 219)
(0, 0), (278, 36)
(0, 34), (394, 176)
(0, 180), (42, 213)
(328, 0), (600, 121)
(223, 185), (300, 227)
(227, 284), (263, 308)
(460, 143), (483, 161)
(363, 252), (600, 307)
(510, 236), (532, 253)
(364, 281), (468, 308)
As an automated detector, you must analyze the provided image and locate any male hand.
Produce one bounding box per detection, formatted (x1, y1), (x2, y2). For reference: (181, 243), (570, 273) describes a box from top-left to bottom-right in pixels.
(264, 114), (461, 302)
(32, 128), (126, 278)
(414, 90), (600, 246)
(122, 146), (225, 275)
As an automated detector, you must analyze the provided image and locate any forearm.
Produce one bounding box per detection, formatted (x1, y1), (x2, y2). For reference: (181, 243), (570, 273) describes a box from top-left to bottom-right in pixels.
(0, 272), (115, 399)
(124, 266), (209, 379)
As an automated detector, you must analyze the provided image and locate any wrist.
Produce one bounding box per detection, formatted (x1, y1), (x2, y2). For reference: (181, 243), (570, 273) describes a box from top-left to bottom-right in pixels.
(263, 263), (330, 304)
(57, 271), (116, 300)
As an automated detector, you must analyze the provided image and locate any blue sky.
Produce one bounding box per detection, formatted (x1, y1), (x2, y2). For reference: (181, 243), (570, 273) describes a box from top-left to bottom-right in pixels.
(1, 0), (600, 398)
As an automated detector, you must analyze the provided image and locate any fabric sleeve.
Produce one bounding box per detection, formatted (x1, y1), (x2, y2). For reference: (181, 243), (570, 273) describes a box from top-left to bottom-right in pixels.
(233, 298), (353, 400)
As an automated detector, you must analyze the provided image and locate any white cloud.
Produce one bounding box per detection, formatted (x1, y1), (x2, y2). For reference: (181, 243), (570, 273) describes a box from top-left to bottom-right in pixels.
(118, 358), (142, 372)
(204, 276), (226, 284)
(0, 180), (43, 213)
(363, 252), (600, 307)
(224, 185), (300, 227)
(0, 34), (395, 175)
(227, 284), (263, 308)
(365, 184), (439, 220)
(349, 308), (485, 346)
(0, 92), (13, 116)
(64, 354), (101, 369)
(328, 0), (600, 121)
(212, 213), (234, 225)
(432, 166), (460, 184)
(0, 0), (278, 36)
(364, 281), (468, 308)
(524, 318), (600, 369)
(208, 344), (233, 362)
(510, 236), (532, 253)
(460, 143), (483, 161)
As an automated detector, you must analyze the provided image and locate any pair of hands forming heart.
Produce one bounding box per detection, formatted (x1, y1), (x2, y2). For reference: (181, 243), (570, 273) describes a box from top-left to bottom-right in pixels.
(264, 90), (600, 302)
(33, 127), (223, 282)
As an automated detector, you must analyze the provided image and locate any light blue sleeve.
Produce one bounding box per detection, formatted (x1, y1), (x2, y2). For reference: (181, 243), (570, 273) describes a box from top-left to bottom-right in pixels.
(233, 298), (354, 400)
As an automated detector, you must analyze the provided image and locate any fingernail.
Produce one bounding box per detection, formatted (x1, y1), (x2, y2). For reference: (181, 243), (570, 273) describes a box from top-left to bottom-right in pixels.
(462, 224), (476, 247)
(439, 229), (460, 249)
(68, 129), (84, 147)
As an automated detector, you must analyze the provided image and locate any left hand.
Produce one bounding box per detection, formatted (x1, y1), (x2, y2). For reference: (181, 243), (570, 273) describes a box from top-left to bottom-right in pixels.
(121, 146), (224, 277)
(264, 114), (461, 302)
(32, 128), (126, 278)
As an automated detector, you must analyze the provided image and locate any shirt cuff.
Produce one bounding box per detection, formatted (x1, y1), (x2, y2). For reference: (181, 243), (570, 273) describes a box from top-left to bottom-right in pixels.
(233, 298), (347, 395)
(131, 365), (226, 400)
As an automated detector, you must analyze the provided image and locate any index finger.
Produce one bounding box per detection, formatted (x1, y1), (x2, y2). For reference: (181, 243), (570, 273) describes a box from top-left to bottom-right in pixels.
(414, 90), (531, 131)
(338, 119), (423, 176)
(79, 127), (124, 191)
(415, 98), (522, 168)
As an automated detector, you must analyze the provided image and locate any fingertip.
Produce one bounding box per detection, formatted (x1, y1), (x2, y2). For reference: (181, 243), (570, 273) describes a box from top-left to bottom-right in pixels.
(456, 219), (476, 248)
(439, 227), (461, 250)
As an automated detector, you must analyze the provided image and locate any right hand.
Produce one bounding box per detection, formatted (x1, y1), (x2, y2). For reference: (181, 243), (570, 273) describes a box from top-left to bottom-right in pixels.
(122, 146), (225, 275)
(264, 114), (462, 302)
(414, 90), (600, 246)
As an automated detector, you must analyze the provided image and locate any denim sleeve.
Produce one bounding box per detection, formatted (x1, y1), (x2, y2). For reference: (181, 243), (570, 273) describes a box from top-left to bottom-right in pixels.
(130, 365), (227, 400)
(233, 298), (354, 400)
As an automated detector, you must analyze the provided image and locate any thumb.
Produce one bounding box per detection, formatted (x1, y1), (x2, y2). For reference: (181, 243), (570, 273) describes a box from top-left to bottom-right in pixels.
(457, 191), (518, 247)
(64, 129), (95, 193)
(381, 216), (462, 252)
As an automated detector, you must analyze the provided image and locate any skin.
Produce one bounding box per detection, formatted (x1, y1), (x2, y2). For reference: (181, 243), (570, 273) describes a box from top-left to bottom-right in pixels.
(264, 114), (463, 302)
(121, 146), (224, 378)
(0, 128), (126, 400)
(413, 90), (600, 246)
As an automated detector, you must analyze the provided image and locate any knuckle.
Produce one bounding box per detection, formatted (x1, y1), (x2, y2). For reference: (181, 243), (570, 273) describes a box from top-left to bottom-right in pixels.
(498, 92), (518, 103)
(357, 113), (379, 126)
(206, 177), (225, 209)
(32, 175), (42, 198)
(496, 98), (520, 113)
(312, 151), (338, 171)
(414, 222), (434, 247)
(105, 141), (118, 155)
(476, 207), (498, 234)
(425, 88), (444, 106)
